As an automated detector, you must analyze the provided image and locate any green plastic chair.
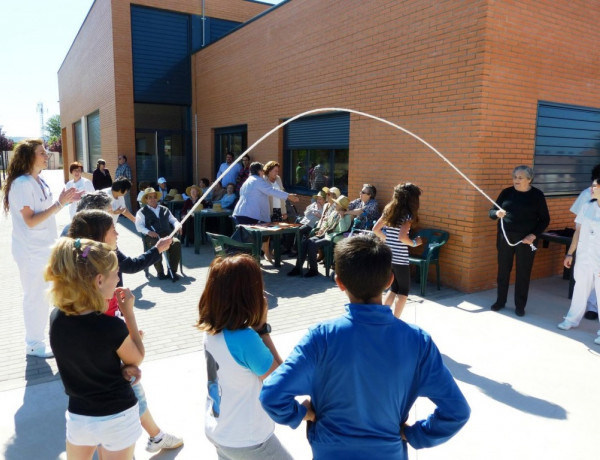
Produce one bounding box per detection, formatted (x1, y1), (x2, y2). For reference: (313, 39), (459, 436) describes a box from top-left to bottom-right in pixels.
(205, 232), (261, 263)
(408, 228), (450, 296)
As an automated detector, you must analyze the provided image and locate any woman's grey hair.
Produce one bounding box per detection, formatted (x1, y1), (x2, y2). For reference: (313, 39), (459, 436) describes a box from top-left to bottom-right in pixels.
(513, 165), (534, 181)
(76, 191), (113, 212)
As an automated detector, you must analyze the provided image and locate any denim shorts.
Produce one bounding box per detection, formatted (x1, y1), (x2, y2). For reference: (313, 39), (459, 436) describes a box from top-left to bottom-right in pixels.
(66, 403), (142, 451)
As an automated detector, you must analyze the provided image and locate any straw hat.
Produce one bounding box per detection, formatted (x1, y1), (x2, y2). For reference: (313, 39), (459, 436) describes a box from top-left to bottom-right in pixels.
(186, 185), (202, 197)
(334, 195), (350, 210)
(212, 203), (223, 212)
(140, 187), (159, 205)
(328, 187), (341, 198)
(313, 190), (327, 200)
(172, 193), (184, 202)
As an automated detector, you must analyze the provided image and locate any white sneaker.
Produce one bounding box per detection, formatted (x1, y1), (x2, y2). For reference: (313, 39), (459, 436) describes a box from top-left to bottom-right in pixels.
(557, 320), (574, 331)
(26, 344), (54, 358)
(594, 336), (600, 345)
(146, 432), (183, 453)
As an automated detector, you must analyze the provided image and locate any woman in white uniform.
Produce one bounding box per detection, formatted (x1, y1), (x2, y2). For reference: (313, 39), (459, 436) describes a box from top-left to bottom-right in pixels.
(3, 139), (81, 358)
(65, 161), (94, 218)
(558, 179), (600, 345)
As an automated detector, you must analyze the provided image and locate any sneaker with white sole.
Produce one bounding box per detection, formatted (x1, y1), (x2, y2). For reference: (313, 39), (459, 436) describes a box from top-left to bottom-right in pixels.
(594, 336), (600, 345)
(26, 344), (54, 358)
(146, 432), (183, 453)
(557, 320), (574, 331)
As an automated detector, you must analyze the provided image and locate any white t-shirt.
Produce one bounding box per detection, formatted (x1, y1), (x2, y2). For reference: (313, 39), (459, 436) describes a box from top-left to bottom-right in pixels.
(571, 187), (592, 216)
(101, 187), (125, 225)
(66, 177), (94, 218)
(575, 200), (600, 267)
(9, 174), (58, 260)
(271, 180), (282, 210)
(203, 329), (274, 448)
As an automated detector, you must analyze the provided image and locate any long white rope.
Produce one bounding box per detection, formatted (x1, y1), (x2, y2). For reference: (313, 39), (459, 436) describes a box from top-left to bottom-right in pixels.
(170, 107), (533, 250)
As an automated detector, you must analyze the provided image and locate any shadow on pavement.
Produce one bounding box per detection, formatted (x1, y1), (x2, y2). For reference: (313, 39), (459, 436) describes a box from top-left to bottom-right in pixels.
(442, 354), (566, 419)
(2, 356), (66, 460)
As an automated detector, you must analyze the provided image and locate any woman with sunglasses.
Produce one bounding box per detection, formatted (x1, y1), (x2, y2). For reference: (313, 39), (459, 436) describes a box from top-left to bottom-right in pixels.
(345, 184), (380, 230)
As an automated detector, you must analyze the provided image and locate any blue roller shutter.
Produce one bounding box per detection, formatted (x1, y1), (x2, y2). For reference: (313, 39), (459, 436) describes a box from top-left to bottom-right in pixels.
(285, 112), (350, 149)
(534, 101), (600, 195)
(131, 6), (191, 105)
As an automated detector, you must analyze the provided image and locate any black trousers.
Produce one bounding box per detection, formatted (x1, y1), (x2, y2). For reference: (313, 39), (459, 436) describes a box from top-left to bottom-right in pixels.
(495, 232), (537, 309)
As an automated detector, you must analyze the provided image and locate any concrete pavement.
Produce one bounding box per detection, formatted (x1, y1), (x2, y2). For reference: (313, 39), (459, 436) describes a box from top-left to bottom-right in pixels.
(1, 170), (598, 459)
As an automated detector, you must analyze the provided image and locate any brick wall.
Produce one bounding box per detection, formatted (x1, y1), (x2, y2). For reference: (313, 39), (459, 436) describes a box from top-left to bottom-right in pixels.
(191, 0), (600, 292)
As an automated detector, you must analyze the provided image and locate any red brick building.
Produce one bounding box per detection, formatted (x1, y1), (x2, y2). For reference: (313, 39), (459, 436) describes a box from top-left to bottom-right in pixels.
(59, 0), (600, 292)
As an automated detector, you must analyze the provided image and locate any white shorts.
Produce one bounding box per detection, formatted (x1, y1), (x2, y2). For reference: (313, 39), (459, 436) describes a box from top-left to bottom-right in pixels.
(66, 403), (142, 452)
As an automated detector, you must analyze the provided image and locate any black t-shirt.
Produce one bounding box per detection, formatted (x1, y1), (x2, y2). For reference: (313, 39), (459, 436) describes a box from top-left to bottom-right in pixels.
(49, 308), (137, 416)
(490, 186), (550, 239)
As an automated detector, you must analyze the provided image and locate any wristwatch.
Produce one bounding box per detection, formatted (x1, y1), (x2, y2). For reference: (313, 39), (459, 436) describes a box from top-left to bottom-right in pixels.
(256, 323), (272, 335)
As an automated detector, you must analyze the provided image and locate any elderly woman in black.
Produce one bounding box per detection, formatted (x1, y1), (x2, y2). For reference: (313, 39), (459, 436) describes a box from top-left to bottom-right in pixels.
(489, 165), (550, 317)
(93, 158), (113, 190)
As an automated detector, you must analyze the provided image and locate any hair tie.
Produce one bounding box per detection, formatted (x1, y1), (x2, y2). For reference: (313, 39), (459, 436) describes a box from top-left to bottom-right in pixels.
(81, 246), (91, 258)
(74, 238), (81, 249)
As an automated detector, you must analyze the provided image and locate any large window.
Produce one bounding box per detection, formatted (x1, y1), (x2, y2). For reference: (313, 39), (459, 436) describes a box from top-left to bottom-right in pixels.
(87, 111), (102, 169)
(284, 112), (350, 194)
(534, 101), (600, 195)
(214, 125), (247, 172)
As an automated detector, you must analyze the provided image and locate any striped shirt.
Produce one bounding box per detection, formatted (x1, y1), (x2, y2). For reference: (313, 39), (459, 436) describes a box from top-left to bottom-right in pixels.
(383, 225), (409, 265)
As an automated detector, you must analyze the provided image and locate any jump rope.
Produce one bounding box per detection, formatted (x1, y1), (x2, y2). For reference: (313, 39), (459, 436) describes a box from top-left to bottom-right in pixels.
(169, 107), (533, 251)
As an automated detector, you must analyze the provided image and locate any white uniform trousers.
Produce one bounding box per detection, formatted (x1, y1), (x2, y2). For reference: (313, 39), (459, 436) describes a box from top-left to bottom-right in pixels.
(16, 252), (51, 348)
(564, 260), (600, 327)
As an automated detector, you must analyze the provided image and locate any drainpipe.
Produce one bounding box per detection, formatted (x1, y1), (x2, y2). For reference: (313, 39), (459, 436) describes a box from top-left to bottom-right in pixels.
(201, 0), (206, 47)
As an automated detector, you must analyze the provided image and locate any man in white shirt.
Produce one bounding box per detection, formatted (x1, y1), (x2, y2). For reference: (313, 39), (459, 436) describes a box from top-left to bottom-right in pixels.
(136, 187), (182, 280)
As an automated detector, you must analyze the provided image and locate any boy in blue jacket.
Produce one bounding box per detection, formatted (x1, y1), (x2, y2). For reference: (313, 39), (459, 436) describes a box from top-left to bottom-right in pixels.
(260, 234), (470, 459)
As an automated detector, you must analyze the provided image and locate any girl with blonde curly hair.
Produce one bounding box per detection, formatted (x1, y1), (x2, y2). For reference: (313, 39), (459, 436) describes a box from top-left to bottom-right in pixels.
(46, 237), (144, 460)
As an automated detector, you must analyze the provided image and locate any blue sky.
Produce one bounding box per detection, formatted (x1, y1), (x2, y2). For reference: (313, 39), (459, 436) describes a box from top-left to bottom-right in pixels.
(0, 0), (280, 139)
(0, 0), (95, 138)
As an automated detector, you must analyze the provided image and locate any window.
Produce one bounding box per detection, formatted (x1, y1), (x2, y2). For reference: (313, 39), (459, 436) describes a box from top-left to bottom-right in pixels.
(284, 112), (350, 194)
(214, 125), (247, 170)
(534, 101), (600, 195)
(73, 120), (84, 167)
(288, 149), (349, 193)
(87, 111), (102, 169)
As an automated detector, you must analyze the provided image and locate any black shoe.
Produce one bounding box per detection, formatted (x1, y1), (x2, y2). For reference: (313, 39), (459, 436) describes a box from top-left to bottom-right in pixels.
(287, 267), (302, 277)
(515, 307), (525, 317)
(157, 273), (168, 280)
(171, 273), (180, 282)
(491, 303), (505, 311)
(304, 269), (319, 278)
(584, 311), (599, 320)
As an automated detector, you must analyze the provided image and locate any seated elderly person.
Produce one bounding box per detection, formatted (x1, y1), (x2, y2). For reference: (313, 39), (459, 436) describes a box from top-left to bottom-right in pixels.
(213, 183), (237, 210)
(136, 187), (182, 281)
(288, 195), (351, 278)
(181, 184), (203, 244)
(295, 190), (326, 245)
(345, 183), (380, 229)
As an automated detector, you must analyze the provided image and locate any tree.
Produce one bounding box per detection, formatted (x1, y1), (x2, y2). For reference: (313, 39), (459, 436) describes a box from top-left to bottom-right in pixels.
(45, 114), (61, 140)
(48, 137), (62, 154)
(0, 129), (14, 152)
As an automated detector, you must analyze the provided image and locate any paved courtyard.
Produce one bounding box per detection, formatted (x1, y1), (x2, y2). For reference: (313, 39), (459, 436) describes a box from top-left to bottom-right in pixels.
(0, 170), (598, 459)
